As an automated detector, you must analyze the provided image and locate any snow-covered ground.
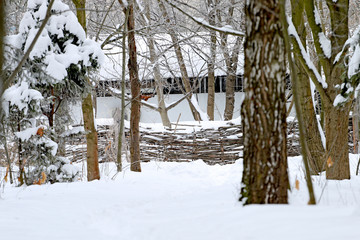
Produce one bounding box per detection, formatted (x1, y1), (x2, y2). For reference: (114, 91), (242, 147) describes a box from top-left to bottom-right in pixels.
(1, 155), (360, 240)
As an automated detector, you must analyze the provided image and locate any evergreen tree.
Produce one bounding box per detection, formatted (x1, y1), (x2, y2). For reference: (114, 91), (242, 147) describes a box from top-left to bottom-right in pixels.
(2, 0), (104, 184)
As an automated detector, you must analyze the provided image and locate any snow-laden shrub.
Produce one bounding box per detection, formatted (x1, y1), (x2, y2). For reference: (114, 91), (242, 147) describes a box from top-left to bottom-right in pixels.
(1, 0), (103, 185)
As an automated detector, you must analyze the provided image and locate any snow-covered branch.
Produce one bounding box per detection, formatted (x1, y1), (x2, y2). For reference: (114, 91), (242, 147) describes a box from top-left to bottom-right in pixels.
(160, 0), (244, 37)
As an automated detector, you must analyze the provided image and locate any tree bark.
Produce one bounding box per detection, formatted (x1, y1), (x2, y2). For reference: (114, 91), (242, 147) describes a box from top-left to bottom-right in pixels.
(304, 0), (350, 180)
(116, 7), (128, 172)
(240, 0), (289, 204)
(118, 0), (141, 172)
(73, 0), (100, 181)
(280, 0), (316, 204)
(223, 37), (241, 121)
(324, 102), (351, 179)
(0, 0), (4, 99)
(206, 0), (217, 121)
(291, 0), (325, 174)
(82, 93), (100, 180)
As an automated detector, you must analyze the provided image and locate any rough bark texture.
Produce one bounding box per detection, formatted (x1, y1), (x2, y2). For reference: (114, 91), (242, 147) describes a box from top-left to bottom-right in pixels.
(281, 0), (316, 204)
(158, 0), (202, 121)
(304, 0), (350, 179)
(73, 0), (100, 181)
(291, 0), (325, 174)
(125, 0), (141, 172)
(240, 0), (289, 204)
(324, 103), (351, 179)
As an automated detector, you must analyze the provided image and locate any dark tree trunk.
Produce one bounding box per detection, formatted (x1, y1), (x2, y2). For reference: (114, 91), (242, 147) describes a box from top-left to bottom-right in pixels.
(240, 0), (289, 204)
(303, 0), (351, 180)
(324, 103), (351, 179)
(291, 0), (325, 174)
(120, 0), (141, 172)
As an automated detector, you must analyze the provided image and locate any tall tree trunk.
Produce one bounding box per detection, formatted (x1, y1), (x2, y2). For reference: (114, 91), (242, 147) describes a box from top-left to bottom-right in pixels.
(73, 0), (100, 181)
(240, 0), (289, 204)
(324, 103), (351, 179)
(116, 8), (128, 172)
(82, 93), (100, 180)
(119, 0), (141, 172)
(324, 0), (350, 180)
(158, 0), (202, 121)
(0, 0), (4, 100)
(303, 0), (351, 180)
(144, 1), (171, 128)
(291, 0), (325, 174)
(215, 0), (242, 121)
(280, 0), (316, 204)
(206, 0), (217, 121)
(223, 37), (241, 120)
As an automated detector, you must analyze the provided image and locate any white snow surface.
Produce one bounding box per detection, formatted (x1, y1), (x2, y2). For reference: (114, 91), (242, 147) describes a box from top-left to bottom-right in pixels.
(191, 95), (209, 121)
(1, 81), (43, 116)
(1, 155), (360, 240)
(318, 32), (331, 59)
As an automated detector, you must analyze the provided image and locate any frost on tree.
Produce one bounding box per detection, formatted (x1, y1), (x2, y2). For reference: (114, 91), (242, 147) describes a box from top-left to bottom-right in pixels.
(287, 0), (360, 180)
(240, 0), (289, 204)
(2, 0), (104, 184)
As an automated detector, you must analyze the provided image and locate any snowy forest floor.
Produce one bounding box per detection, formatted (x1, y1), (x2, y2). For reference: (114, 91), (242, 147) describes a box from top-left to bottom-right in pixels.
(1, 156), (360, 240)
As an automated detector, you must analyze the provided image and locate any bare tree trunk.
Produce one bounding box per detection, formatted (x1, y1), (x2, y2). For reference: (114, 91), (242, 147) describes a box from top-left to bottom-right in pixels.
(0, 22), (12, 182)
(82, 93), (100, 180)
(158, 0), (202, 121)
(303, 0), (351, 180)
(353, 97), (360, 154)
(144, 1), (171, 128)
(73, 0), (100, 181)
(280, 0), (316, 204)
(116, 7), (128, 172)
(240, 0), (289, 204)
(206, 0), (217, 121)
(223, 37), (241, 121)
(119, 0), (141, 172)
(291, 0), (325, 174)
(0, 0), (4, 99)
(324, 103), (351, 179)
(215, 0), (242, 121)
